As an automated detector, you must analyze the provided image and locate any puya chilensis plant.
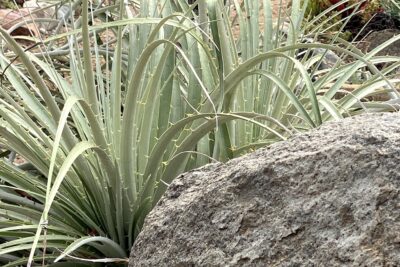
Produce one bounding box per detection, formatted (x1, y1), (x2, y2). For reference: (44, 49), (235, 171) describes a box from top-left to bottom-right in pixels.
(0, 0), (399, 266)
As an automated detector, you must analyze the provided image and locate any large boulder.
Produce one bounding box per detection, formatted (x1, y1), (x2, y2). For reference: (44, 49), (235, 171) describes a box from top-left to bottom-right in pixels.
(129, 113), (400, 266)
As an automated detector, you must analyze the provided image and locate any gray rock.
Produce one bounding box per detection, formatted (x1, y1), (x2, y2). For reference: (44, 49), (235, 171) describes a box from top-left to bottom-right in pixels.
(360, 29), (400, 57)
(296, 38), (340, 71)
(130, 112), (400, 266)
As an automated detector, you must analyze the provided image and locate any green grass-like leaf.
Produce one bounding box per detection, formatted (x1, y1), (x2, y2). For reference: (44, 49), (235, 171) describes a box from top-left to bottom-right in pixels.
(0, 0), (398, 266)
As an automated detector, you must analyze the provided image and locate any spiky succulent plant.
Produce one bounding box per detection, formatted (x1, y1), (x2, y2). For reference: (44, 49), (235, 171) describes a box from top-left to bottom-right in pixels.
(0, 0), (399, 266)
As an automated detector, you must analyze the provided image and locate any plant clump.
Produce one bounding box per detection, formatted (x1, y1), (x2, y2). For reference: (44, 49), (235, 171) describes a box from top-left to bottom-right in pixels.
(0, 0), (399, 266)
(0, 0), (17, 9)
(304, 0), (400, 40)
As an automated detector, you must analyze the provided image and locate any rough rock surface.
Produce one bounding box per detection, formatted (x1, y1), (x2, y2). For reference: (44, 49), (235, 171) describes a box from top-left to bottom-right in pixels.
(130, 113), (400, 266)
(360, 29), (400, 57)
